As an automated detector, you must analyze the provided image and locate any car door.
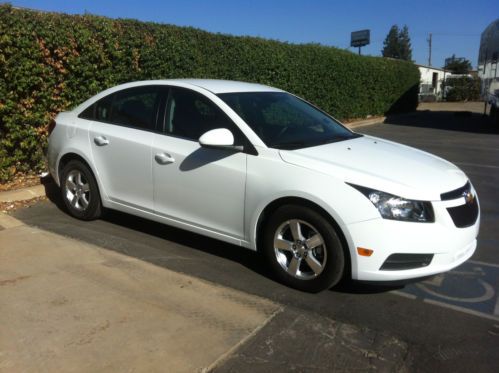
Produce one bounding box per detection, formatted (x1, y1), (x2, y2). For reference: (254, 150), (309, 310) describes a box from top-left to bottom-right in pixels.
(87, 86), (164, 211)
(152, 87), (247, 239)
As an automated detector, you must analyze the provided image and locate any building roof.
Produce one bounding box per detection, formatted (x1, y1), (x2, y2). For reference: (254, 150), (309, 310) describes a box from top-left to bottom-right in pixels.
(415, 64), (447, 71)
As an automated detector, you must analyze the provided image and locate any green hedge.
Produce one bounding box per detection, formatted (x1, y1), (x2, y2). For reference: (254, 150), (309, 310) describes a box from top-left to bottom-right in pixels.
(0, 4), (420, 181)
(444, 76), (480, 101)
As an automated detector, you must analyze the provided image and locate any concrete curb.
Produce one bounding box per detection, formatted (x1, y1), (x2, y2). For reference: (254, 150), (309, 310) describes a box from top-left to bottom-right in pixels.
(0, 184), (46, 203)
(0, 212), (25, 229)
(344, 116), (386, 129)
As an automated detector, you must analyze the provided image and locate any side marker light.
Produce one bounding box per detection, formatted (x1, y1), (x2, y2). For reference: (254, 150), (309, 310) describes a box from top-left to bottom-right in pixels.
(357, 247), (374, 257)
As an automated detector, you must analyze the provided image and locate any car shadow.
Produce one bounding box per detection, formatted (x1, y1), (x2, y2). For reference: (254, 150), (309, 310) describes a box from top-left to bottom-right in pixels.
(41, 174), (65, 208)
(179, 147), (236, 171)
(104, 208), (270, 275)
(385, 110), (499, 134)
(42, 175), (401, 295)
(42, 176), (273, 279)
(332, 280), (404, 294)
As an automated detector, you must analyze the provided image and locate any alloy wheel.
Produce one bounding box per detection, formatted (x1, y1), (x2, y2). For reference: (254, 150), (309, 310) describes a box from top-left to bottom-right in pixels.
(64, 170), (91, 212)
(273, 219), (327, 280)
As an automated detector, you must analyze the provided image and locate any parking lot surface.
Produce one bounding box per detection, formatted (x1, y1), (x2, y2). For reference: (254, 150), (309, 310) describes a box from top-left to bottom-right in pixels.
(8, 107), (499, 372)
(0, 214), (280, 372)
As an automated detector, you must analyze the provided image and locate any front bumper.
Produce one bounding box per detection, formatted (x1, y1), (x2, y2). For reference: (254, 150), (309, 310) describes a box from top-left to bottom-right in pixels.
(346, 195), (480, 282)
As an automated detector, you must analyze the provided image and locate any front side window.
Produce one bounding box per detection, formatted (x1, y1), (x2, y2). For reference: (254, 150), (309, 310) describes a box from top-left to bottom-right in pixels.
(79, 86), (161, 131)
(166, 88), (238, 142)
(218, 92), (360, 149)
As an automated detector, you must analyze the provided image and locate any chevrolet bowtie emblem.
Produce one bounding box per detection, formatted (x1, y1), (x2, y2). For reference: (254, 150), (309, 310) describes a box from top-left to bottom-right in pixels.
(463, 190), (474, 204)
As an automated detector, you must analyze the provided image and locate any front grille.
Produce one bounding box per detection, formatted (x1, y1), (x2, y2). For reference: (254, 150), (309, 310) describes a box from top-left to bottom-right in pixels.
(447, 197), (479, 228)
(380, 253), (434, 270)
(440, 181), (470, 201)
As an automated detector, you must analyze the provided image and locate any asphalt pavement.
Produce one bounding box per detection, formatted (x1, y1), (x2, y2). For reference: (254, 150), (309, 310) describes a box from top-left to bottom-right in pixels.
(9, 107), (499, 372)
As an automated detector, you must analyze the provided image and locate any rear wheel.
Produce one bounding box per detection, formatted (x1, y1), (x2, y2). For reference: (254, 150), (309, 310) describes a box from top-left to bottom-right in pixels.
(263, 205), (345, 292)
(60, 160), (102, 220)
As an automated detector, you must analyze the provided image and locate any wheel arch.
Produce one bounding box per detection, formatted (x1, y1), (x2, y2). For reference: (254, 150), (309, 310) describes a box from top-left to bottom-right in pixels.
(254, 196), (352, 279)
(56, 151), (107, 202)
(58, 152), (93, 183)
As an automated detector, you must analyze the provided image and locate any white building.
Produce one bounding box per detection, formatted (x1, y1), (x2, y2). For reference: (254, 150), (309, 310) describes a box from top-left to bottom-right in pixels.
(416, 64), (453, 101)
(478, 19), (499, 110)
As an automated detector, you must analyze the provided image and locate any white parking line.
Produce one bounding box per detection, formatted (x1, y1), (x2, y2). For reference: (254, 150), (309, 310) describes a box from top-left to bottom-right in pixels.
(455, 162), (499, 170)
(391, 290), (417, 300)
(423, 298), (499, 322)
(469, 260), (499, 269)
(391, 291), (499, 321)
(494, 294), (499, 316)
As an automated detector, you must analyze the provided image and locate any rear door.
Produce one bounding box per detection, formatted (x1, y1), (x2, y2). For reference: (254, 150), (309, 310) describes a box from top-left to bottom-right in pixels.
(85, 86), (165, 211)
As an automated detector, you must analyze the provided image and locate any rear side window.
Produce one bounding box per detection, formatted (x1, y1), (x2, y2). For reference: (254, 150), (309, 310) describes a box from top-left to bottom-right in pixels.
(79, 86), (162, 131)
(79, 104), (95, 120)
(95, 94), (113, 122)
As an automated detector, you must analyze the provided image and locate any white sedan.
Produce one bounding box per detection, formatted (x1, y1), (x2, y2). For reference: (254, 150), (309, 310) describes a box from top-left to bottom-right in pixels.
(47, 79), (480, 292)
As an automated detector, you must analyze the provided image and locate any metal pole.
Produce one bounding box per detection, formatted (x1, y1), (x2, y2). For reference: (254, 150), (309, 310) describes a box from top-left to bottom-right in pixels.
(358, 46), (361, 55)
(428, 33), (432, 66)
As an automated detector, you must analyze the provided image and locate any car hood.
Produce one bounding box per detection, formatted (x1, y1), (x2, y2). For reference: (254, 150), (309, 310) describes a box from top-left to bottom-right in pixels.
(279, 135), (467, 201)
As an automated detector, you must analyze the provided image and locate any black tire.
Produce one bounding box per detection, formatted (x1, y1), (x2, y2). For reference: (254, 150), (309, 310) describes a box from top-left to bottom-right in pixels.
(491, 105), (499, 125)
(263, 205), (345, 293)
(60, 159), (102, 220)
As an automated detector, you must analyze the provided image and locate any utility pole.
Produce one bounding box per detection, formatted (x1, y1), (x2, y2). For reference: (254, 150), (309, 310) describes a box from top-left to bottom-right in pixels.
(427, 33), (432, 66)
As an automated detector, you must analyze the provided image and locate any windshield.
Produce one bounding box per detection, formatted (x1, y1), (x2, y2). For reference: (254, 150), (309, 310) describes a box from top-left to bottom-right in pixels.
(218, 92), (361, 149)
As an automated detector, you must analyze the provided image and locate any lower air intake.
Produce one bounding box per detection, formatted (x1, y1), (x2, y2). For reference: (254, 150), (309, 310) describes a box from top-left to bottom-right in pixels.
(380, 253), (434, 270)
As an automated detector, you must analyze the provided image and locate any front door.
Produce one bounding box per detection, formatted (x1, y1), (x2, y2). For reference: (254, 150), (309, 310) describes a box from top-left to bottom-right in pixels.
(152, 87), (247, 238)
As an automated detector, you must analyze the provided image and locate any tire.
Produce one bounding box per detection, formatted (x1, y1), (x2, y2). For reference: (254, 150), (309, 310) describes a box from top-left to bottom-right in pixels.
(60, 159), (102, 220)
(263, 205), (345, 293)
(491, 105), (499, 126)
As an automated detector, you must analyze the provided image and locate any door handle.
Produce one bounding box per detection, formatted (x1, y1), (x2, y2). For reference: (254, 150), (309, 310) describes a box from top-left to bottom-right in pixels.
(155, 152), (175, 165)
(94, 136), (109, 146)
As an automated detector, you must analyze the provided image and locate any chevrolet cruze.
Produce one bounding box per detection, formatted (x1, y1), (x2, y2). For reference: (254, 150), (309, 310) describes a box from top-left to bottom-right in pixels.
(47, 79), (480, 292)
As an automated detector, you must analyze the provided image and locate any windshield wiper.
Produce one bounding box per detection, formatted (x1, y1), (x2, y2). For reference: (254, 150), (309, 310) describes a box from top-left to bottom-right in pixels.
(315, 133), (363, 146)
(270, 141), (307, 150)
(271, 133), (362, 150)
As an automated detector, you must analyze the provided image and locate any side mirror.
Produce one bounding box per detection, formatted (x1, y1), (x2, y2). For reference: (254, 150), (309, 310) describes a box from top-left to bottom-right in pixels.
(199, 128), (243, 151)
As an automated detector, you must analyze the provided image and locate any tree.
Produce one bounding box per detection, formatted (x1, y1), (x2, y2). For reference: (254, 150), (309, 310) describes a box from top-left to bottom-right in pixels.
(444, 55), (472, 74)
(382, 25), (413, 61)
(382, 26), (400, 59)
(399, 26), (412, 61)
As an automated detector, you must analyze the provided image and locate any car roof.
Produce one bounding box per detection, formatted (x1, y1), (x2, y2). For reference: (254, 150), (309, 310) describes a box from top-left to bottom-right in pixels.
(129, 79), (284, 94)
(177, 79), (283, 94)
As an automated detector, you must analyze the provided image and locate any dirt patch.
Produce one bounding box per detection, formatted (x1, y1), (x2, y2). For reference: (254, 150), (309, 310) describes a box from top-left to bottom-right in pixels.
(418, 101), (486, 114)
(0, 196), (47, 213)
(0, 275), (31, 286)
(0, 173), (42, 192)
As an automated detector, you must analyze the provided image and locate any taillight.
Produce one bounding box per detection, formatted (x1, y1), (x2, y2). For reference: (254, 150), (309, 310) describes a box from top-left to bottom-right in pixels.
(48, 119), (56, 136)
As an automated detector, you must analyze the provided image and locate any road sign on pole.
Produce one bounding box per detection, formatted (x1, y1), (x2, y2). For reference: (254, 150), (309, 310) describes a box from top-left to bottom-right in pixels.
(351, 29), (370, 56)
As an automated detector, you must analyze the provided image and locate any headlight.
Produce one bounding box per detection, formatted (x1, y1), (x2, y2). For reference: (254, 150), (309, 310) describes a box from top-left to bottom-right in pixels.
(349, 184), (434, 223)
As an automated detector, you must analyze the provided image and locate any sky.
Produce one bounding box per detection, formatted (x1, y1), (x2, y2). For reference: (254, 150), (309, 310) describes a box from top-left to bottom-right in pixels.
(5, 0), (498, 68)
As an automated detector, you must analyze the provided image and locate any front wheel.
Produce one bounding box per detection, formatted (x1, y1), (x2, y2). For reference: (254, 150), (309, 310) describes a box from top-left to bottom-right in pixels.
(263, 205), (345, 292)
(60, 160), (102, 220)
